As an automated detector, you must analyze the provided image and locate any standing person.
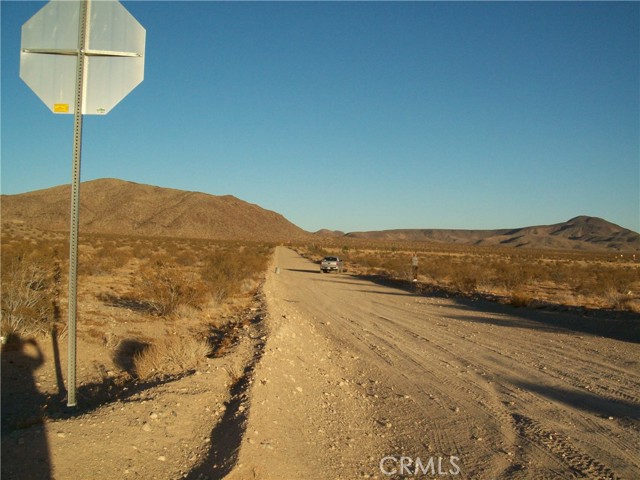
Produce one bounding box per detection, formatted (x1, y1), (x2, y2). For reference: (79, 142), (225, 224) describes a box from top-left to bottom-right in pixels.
(411, 253), (419, 282)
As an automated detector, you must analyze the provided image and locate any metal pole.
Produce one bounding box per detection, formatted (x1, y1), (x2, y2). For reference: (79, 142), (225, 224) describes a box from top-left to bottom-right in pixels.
(67, 0), (90, 408)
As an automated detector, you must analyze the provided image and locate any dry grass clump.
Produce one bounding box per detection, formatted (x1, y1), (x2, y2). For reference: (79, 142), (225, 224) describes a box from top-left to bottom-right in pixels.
(510, 291), (534, 308)
(1, 257), (56, 338)
(132, 336), (212, 379)
(131, 257), (208, 317)
(0, 233), (65, 339)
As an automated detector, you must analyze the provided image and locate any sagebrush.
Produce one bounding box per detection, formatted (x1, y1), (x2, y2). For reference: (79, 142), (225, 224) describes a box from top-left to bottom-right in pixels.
(133, 336), (212, 379)
(1, 255), (58, 338)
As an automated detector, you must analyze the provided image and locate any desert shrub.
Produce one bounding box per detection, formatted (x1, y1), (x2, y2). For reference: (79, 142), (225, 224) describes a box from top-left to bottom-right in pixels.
(450, 264), (479, 294)
(132, 336), (212, 379)
(382, 255), (414, 280)
(132, 258), (207, 316)
(303, 244), (329, 261)
(622, 298), (640, 314)
(602, 288), (627, 310)
(131, 239), (150, 259)
(421, 255), (454, 282)
(572, 264), (638, 299)
(80, 243), (132, 276)
(174, 248), (198, 267)
(98, 241), (132, 268)
(349, 252), (379, 272)
(201, 244), (272, 302)
(510, 291), (533, 307)
(1, 257), (56, 338)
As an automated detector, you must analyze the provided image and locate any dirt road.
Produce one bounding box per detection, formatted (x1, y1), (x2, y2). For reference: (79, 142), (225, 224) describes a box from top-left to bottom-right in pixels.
(228, 247), (640, 479)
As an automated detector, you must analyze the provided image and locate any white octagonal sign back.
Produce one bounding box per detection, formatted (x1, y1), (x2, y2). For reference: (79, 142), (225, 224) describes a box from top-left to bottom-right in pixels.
(20, 0), (145, 115)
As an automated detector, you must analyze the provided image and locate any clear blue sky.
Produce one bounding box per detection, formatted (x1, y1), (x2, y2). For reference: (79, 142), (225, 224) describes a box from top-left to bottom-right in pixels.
(2, 1), (639, 233)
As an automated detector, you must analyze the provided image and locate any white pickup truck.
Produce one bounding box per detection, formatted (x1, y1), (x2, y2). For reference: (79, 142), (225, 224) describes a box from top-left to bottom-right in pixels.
(320, 256), (344, 273)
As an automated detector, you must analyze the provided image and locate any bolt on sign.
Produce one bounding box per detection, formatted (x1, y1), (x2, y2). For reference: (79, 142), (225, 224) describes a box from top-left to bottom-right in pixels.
(20, 0), (145, 407)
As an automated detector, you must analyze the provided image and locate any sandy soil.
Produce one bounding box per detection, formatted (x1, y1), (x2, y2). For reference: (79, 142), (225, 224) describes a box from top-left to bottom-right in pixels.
(228, 247), (639, 479)
(3, 246), (639, 479)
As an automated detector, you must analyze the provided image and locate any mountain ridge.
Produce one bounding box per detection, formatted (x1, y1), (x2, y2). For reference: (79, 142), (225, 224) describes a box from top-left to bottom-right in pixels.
(1, 178), (309, 242)
(2, 178), (638, 251)
(343, 215), (640, 251)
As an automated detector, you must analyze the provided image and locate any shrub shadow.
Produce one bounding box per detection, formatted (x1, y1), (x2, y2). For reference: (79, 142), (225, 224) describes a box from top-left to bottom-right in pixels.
(360, 274), (640, 344)
(112, 339), (151, 376)
(98, 292), (155, 314)
(186, 312), (268, 479)
(44, 371), (185, 421)
(285, 268), (320, 274)
(514, 380), (640, 420)
(2, 336), (174, 478)
(3, 336), (185, 431)
(448, 300), (640, 344)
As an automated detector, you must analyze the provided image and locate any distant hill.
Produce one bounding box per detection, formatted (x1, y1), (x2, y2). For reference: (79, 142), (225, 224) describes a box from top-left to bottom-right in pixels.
(344, 216), (640, 252)
(1, 178), (309, 242)
(3, 179), (638, 251)
(314, 229), (346, 237)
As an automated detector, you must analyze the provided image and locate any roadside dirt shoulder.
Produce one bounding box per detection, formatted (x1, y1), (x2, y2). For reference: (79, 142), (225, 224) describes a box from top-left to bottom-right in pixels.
(1, 298), (268, 480)
(230, 247), (640, 479)
(226, 247), (384, 479)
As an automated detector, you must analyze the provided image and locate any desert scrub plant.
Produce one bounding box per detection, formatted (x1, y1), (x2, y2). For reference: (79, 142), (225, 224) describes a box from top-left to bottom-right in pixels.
(297, 243), (329, 262)
(80, 244), (133, 276)
(571, 264), (639, 299)
(510, 290), (533, 307)
(96, 241), (132, 269)
(450, 267), (479, 294)
(201, 244), (272, 302)
(132, 258), (207, 317)
(132, 336), (212, 379)
(1, 256), (56, 338)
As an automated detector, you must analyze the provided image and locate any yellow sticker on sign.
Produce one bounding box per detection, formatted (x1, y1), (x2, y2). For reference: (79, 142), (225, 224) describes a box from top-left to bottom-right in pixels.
(53, 104), (69, 113)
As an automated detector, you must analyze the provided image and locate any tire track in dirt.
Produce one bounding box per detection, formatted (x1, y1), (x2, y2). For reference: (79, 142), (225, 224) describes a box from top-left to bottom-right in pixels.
(226, 248), (640, 479)
(388, 299), (640, 474)
(356, 290), (639, 479)
(511, 413), (621, 480)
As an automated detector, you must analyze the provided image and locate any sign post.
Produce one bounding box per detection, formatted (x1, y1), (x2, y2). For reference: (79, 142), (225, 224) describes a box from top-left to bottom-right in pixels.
(20, 0), (145, 407)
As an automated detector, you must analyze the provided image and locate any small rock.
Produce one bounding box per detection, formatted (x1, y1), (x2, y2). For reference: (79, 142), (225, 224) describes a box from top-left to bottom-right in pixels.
(157, 456), (166, 462)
